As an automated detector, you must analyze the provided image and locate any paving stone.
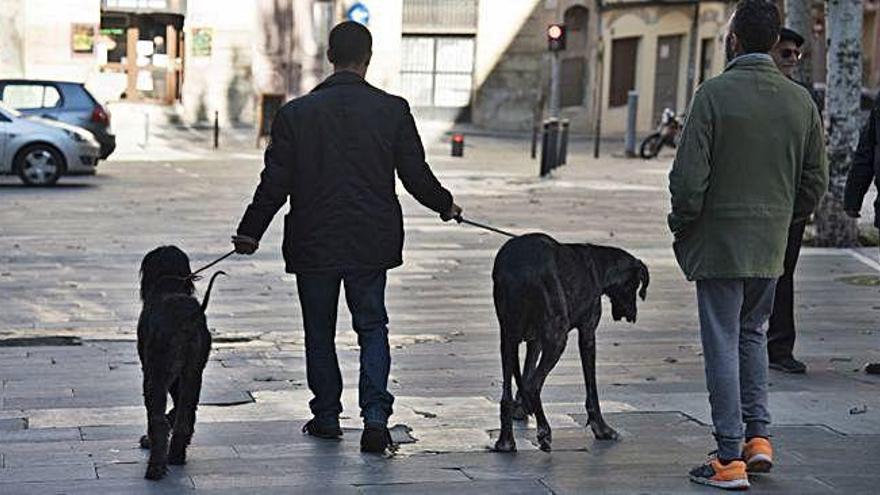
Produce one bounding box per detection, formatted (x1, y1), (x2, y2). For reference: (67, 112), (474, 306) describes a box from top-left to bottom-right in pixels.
(1, 136), (879, 492)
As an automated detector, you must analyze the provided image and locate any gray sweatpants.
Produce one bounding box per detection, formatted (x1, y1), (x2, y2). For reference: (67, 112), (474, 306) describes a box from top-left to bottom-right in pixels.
(696, 278), (776, 460)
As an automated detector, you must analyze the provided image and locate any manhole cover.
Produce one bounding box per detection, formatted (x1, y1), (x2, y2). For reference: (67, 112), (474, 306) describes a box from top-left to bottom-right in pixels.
(0, 336), (82, 347)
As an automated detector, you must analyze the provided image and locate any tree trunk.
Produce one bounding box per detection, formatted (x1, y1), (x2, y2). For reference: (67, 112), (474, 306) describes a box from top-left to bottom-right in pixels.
(815, 0), (861, 247)
(785, 0), (814, 85)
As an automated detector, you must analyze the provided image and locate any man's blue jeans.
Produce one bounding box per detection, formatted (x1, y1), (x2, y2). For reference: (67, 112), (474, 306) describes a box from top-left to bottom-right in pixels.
(296, 270), (394, 426)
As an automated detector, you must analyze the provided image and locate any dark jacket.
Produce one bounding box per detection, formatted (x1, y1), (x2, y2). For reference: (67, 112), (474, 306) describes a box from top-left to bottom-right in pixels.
(237, 72), (454, 273)
(845, 98), (880, 228)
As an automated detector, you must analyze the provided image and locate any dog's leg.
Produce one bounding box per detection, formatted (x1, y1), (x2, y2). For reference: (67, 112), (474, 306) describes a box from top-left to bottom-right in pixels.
(140, 380), (178, 450)
(527, 336), (566, 452)
(493, 340), (518, 453)
(513, 341), (540, 421)
(168, 368), (203, 466)
(578, 302), (619, 441)
(144, 375), (171, 480)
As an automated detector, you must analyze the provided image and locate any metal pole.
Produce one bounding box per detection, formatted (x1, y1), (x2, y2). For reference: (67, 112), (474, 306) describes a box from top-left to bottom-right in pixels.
(531, 125), (539, 159)
(143, 112), (149, 146)
(558, 119), (570, 167)
(213, 111), (219, 149)
(549, 51), (561, 119)
(593, 40), (604, 159)
(684, 0), (700, 104)
(624, 91), (639, 157)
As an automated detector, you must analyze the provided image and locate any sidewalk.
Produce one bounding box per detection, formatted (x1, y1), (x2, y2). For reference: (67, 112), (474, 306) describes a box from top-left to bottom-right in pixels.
(1, 131), (879, 493)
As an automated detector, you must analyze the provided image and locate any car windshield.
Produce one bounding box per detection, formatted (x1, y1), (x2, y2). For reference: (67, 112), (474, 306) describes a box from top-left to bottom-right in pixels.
(0, 101), (22, 118)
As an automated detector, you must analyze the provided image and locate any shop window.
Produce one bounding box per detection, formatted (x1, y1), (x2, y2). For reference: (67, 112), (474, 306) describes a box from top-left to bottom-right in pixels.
(401, 35), (474, 108)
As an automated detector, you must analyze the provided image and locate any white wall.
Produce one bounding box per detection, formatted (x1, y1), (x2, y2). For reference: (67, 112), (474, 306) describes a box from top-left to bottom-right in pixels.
(183, 0), (257, 124)
(17, 0), (101, 82)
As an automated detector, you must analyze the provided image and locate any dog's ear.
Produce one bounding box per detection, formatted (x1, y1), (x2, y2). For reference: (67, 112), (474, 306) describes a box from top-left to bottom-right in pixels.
(637, 260), (649, 301)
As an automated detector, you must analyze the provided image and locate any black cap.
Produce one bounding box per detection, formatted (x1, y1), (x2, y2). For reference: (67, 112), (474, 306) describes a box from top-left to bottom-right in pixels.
(779, 27), (805, 47)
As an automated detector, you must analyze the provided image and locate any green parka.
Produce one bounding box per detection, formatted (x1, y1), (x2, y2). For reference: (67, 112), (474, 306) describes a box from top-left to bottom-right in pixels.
(668, 55), (828, 281)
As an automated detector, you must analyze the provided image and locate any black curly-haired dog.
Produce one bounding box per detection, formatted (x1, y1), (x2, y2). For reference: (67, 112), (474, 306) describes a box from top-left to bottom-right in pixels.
(137, 245), (224, 480)
(492, 233), (649, 452)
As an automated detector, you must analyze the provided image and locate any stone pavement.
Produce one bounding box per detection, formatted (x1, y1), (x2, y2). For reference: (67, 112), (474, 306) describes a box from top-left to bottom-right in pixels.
(1, 131), (880, 494)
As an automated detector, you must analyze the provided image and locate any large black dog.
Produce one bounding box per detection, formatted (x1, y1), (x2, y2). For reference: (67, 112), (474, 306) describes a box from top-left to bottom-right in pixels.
(138, 245), (223, 480)
(492, 233), (649, 452)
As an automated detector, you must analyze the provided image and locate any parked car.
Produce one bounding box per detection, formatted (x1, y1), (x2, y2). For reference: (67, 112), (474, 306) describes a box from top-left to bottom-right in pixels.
(0, 79), (115, 159)
(0, 101), (101, 186)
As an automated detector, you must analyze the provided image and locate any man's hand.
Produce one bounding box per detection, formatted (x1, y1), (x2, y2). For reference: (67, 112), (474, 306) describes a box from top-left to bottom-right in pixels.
(441, 203), (463, 222)
(232, 234), (259, 255)
(845, 209), (862, 219)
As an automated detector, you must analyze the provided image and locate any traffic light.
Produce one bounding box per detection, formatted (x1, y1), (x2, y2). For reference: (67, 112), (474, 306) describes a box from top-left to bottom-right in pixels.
(547, 24), (566, 51)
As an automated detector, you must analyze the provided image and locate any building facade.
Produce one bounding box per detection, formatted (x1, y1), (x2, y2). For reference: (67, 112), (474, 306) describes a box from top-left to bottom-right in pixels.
(10, 0), (876, 135)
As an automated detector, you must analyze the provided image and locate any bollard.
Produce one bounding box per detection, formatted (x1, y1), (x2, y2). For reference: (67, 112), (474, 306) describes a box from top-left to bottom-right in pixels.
(143, 112), (149, 146)
(540, 119), (560, 177)
(213, 111), (220, 149)
(624, 91), (639, 157)
(451, 133), (464, 157)
(531, 125), (539, 159)
(557, 119), (570, 167)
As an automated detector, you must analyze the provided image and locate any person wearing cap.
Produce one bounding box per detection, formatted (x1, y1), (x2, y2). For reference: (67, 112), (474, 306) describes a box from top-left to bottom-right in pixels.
(765, 27), (824, 374)
(771, 27), (823, 113)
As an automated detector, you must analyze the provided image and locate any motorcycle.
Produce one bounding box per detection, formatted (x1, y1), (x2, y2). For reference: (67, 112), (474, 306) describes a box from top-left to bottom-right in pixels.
(640, 108), (683, 159)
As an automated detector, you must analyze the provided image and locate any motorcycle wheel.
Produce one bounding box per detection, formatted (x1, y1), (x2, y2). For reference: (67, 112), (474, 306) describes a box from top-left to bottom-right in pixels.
(639, 133), (663, 159)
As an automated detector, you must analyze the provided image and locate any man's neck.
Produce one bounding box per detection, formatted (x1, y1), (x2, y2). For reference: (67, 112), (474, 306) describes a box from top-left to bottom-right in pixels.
(334, 67), (366, 78)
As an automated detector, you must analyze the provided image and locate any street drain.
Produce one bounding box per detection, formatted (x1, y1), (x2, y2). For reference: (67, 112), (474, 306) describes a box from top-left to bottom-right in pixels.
(212, 336), (255, 343)
(837, 275), (880, 287)
(0, 336), (82, 347)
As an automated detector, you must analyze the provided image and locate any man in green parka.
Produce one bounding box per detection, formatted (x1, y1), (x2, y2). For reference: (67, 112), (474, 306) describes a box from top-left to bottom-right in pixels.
(668, 0), (828, 490)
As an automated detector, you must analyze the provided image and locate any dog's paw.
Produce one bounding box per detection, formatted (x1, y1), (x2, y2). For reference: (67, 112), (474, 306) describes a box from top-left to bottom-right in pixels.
(491, 437), (517, 453)
(537, 429), (552, 452)
(591, 424), (620, 441)
(144, 462), (168, 480)
(139, 435), (150, 449)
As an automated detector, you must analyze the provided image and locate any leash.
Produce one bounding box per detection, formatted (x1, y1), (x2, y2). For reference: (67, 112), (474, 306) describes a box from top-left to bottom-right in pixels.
(191, 249), (236, 278)
(455, 215), (517, 238)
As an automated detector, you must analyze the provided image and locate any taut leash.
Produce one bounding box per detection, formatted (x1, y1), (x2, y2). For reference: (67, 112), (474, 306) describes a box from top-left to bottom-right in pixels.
(191, 249), (237, 278)
(455, 216), (517, 238)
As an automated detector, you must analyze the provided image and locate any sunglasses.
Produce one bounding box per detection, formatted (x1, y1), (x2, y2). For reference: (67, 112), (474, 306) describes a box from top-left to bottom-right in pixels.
(779, 48), (802, 60)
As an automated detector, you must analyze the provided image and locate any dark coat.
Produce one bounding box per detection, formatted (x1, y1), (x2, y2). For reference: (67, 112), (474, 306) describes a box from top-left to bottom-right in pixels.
(845, 98), (880, 228)
(237, 72), (453, 273)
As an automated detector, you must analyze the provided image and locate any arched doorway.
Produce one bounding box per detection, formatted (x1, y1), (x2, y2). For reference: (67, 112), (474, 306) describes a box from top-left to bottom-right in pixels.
(561, 5), (590, 108)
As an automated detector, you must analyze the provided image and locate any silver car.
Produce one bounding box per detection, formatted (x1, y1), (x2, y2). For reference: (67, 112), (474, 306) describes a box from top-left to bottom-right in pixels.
(0, 101), (100, 185)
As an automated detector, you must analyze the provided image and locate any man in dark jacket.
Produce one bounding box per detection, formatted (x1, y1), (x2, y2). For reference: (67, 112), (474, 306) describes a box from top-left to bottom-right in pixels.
(232, 21), (461, 453)
(766, 27), (822, 374)
(845, 96), (880, 374)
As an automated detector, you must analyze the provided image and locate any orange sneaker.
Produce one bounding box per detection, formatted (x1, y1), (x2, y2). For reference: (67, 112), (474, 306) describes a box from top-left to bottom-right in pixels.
(689, 454), (750, 490)
(743, 437), (773, 473)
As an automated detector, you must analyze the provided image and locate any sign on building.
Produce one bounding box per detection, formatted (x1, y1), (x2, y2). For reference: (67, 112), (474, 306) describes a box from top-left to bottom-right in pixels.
(191, 28), (213, 57)
(71, 24), (96, 54)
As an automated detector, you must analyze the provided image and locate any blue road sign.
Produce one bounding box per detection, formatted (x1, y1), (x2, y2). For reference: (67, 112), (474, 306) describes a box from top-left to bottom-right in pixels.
(347, 2), (370, 26)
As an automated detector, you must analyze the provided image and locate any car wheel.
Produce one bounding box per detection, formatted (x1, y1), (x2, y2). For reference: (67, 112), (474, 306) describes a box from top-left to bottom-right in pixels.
(15, 144), (64, 186)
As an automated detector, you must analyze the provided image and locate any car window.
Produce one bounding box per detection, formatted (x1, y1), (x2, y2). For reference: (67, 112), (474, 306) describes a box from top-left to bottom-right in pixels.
(63, 84), (98, 109)
(2, 84), (62, 110)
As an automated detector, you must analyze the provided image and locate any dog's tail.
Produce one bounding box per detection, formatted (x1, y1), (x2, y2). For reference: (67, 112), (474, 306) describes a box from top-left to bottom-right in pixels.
(200, 270), (227, 313)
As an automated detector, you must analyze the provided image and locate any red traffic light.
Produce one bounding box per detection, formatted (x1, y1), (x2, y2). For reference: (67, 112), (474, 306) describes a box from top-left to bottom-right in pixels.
(547, 24), (566, 51)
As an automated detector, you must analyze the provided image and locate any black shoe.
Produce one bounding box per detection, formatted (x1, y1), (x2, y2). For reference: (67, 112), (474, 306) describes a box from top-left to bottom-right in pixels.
(302, 419), (342, 439)
(360, 422), (393, 453)
(769, 356), (807, 374)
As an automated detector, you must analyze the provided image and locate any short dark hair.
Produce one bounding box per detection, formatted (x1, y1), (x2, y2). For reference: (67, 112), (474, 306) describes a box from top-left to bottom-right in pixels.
(732, 0), (782, 54)
(328, 21), (372, 66)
